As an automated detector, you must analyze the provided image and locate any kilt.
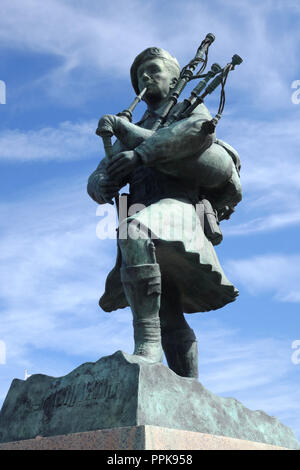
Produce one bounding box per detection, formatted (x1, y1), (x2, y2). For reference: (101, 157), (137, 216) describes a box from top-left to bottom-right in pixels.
(99, 198), (238, 313)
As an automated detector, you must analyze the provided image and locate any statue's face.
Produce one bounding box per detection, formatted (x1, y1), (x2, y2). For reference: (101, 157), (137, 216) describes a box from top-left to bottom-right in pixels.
(137, 58), (176, 104)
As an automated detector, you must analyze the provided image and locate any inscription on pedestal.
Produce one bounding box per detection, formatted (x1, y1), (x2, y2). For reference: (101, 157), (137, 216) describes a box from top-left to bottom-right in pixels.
(42, 380), (120, 421)
(44, 380), (119, 409)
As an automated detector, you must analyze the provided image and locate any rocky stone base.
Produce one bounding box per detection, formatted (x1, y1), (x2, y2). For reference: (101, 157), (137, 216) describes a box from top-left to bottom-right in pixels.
(0, 351), (299, 449)
(0, 425), (290, 450)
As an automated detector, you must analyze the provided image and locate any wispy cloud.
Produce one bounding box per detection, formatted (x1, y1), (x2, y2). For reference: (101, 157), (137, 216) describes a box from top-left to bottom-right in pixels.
(0, 120), (98, 161)
(1, 0), (299, 109)
(224, 211), (300, 236)
(0, 174), (127, 364)
(220, 117), (300, 193)
(224, 253), (300, 302)
(198, 331), (291, 394)
(188, 316), (300, 438)
(219, 115), (300, 235)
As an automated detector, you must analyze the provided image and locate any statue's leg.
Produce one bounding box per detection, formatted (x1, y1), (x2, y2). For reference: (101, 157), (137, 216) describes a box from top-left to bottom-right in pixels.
(118, 222), (163, 363)
(159, 277), (199, 378)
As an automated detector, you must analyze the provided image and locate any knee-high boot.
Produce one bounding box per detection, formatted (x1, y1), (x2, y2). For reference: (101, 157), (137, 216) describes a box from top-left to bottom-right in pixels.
(120, 263), (163, 363)
(161, 327), (198, 378)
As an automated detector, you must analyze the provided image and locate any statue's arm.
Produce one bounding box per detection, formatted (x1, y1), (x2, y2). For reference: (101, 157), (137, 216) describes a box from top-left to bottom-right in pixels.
(134, 104), (215, 166)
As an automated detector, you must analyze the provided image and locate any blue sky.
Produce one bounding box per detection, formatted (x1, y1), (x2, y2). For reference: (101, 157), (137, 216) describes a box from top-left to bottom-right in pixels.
(0, 0), (300, 442)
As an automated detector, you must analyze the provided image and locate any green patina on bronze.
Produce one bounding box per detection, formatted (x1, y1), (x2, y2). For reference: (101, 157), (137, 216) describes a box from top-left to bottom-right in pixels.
(0, 352), (299, 448)
(88, 41), (242, 377)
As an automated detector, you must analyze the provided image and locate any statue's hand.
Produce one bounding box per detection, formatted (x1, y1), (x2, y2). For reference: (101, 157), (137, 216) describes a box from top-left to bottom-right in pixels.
(88, 172), (120, 205)
(98, 178), (120, 205)
(106, 150), (141, 180)
(96, 114), (116, 137)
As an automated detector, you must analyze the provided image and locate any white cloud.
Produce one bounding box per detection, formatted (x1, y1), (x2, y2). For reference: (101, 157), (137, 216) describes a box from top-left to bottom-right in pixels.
(199, 336), (290, 393)
(0, 0), (158, 92)
(218, 115), (300, 235)
(0, 175), (124, 363)
(224, 211), (300, 236)
(0, 0), (299, 109)
(224, 253), (300, 302)
(187, 316), (300, 439)
(220, 117), (300, 192)
(0, 120), (98, 161)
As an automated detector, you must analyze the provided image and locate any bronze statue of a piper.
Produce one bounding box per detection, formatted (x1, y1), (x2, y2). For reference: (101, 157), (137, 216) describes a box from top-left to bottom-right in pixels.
(87, 39), (242, 379)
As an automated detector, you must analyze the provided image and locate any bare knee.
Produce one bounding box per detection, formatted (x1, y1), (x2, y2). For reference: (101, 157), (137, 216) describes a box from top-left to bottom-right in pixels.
(118, 222), (156, 265)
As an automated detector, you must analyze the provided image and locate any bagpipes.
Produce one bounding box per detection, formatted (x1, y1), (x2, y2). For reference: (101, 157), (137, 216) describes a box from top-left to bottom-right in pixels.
(97, 33), (242, 159)
(96, 35), (243, 237)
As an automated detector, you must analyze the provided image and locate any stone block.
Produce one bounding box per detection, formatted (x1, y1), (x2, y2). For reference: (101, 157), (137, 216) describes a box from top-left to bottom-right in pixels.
(0, 351), (298, 449)
(0, 426), (291, 450)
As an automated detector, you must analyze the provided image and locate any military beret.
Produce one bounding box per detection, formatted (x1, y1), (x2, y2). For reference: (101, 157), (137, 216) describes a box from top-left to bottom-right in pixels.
(130, 47), (180, 94)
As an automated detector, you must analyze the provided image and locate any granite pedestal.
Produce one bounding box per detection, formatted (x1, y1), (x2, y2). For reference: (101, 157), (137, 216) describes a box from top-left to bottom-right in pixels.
(0, 426), (290, 450)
